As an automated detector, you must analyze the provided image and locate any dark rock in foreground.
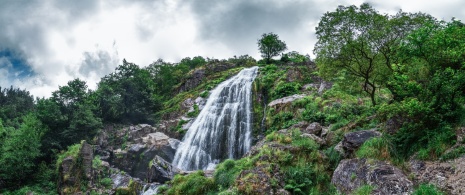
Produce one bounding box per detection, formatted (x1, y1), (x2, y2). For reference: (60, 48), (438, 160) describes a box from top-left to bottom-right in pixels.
(332, 158), (413, 195)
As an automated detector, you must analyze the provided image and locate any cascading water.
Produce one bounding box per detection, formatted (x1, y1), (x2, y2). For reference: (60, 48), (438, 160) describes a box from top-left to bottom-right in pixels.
(173, 66), (258, 171)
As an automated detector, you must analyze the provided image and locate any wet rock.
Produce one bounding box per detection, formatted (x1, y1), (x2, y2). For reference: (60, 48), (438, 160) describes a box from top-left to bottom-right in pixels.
(332, 158), (413, 195)
(148, 155), (180, 183)
(304, 122), (322, 135)
(268, 94), (306, 107)
(342, 129), (381, 157)
(195, 97), (207, 110)
(409, 157), (465, 195)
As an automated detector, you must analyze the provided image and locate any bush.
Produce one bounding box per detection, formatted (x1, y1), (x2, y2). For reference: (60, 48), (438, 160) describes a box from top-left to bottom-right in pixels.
(271, 82), (302, 100)
(166, 171), (215, 195)
(352, 185), (374, 195)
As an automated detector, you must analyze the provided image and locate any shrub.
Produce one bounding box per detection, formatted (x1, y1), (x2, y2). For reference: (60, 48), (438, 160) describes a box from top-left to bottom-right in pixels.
(166, 171), (215, 195)
(271, 82), (302, 100)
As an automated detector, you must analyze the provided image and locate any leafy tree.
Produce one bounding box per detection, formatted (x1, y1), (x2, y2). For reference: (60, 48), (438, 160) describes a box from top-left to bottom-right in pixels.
(314, 3), (432, 105)
(0, 86), (34, 127)
(0, 114), (47, 188)
(258, 32), (287, 63)
(96, 59), (161, 124)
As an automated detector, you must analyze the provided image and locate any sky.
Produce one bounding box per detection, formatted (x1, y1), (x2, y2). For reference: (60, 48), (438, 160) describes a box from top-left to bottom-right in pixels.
(1, 0), (464, 98)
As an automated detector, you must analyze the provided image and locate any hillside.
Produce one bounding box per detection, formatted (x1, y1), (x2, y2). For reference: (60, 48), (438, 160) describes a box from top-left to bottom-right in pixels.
(1, 3), (465, 195)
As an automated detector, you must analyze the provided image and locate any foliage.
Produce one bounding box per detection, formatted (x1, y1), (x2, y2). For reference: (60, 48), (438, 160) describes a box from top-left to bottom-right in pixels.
(412, 184), (444, 195)
(0, 86), (34, 127)
(314, 3), (433, 105)
(271, 82), (301, 99)
(257, 33), (287, 63)
(352, 185), (375, 195)
(0, 114), (47, 188)
(166, 171), (215, 195)
(355, 137), (391, 161)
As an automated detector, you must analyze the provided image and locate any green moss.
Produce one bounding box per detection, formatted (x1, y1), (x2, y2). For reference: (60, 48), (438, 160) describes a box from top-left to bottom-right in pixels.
(166, 171), (215, 195)
(352, 185), (374, 195)
(56, 143), (82, 171)
(412, 184), (443, 195)
(356, 137), (391, 161)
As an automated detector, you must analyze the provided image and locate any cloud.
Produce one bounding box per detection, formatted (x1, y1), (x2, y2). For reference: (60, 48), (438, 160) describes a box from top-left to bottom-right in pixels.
(0, 0), (463, 98)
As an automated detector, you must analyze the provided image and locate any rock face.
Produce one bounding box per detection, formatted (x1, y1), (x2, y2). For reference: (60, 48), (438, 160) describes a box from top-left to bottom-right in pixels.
(332, 158), (413, 195)
(58, 141), (94, 195)
(342, 129), (381, 157)
(410, 157), (465, 195)
(111, 131), (179, 182)
(178, 69), (206, 93)
(148, 155), (180, 183)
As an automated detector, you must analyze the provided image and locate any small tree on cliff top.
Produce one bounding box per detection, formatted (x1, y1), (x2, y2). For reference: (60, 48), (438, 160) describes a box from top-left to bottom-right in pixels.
(258, 32), (287, 63)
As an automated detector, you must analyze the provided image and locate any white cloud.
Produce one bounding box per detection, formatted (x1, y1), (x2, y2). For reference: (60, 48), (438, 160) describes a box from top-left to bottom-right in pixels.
(0, 0), (463, 98)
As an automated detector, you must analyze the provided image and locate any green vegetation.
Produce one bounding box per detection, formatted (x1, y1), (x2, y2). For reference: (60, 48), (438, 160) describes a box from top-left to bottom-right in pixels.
(412, 184), (444, 195)
(1, 2), (464, 195)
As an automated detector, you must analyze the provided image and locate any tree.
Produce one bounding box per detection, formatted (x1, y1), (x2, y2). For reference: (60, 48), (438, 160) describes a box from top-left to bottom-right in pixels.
(314, 3), (432, 105)
(0, 114), (46, 188)
(258, 32), (287, 63)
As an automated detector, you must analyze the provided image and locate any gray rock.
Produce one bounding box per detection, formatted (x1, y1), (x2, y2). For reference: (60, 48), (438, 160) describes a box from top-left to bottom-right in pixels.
(289, 121), (309, 131)
(332, 158), (413, 195)
(456, 127), (465, 143)
(268, 94), (306, 107)
(305, 122), (322, 135)
(148, 155), (180, 183)
(301, 133), (325, 145)
(178, 69), (206, 93)
(195, 97), (207, 110)
(334, 141), (345, 156)
(342, 129), (381, 157)
(409, 157), (465, 195)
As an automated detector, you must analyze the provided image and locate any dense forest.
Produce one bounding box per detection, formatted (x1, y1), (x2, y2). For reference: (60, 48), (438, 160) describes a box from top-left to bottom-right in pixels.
(1, 3), (465, 195)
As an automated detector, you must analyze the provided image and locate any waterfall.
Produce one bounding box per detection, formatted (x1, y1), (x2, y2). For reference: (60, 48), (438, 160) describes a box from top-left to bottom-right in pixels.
(173, 66), (258, 171)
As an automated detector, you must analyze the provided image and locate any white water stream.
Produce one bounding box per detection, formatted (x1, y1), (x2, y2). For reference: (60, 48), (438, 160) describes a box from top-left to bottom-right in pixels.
(172, 66), (258, 171)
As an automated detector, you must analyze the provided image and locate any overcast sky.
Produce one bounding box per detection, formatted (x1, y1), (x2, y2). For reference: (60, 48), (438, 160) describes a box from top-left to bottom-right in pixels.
(1, 0), (464, 98)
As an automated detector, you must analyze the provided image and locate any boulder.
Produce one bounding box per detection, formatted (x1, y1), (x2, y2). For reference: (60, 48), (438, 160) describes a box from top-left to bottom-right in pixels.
(304, 122), (322, 135)
(148, 155), (181, 183)
(289, 121), (309, 131)
(332, 158), (413, 195)
(112, 132), (180, 183)
(301, 133), (325, 145)
(385, 115), (404, 134)
(342, 129), (381, 156)
(409, 157), (465, 195)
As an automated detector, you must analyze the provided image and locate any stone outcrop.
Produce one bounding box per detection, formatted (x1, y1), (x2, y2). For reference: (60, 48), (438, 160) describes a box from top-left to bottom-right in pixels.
(148, 155), (180, 183)
(178, 69), (206, 93)
(304, 122), (322, 135)
(58, 141), (94, 195)
(111, 131), (180, 183)
(410, 157), (465, 195)
(342, 129), (381, 157)
(332, 158), (413, 195)
(268, 94), (306, 107)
